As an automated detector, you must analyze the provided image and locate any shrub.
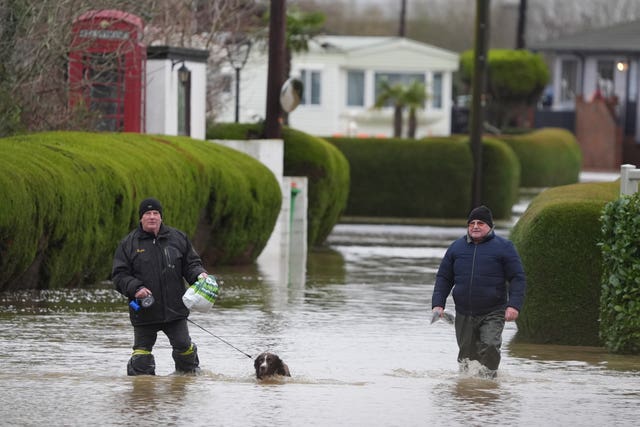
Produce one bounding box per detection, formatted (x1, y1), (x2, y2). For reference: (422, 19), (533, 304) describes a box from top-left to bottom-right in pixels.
(481, 137), (521, 219)
(282, 127), (350, 245)
(206, 123), (350, 247)
(0, 132), (281, 290)
(328, 135), (519, 220)
(330, 137), (470, 218)
(460, 49), (549, 128)
(599, 194), (640, 354)
(510, 180), (619, 345)
(498, 128), (582, 188)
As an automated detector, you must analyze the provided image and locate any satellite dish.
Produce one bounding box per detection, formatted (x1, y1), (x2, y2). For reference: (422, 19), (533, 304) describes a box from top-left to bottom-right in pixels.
(280, 78), (303, 113)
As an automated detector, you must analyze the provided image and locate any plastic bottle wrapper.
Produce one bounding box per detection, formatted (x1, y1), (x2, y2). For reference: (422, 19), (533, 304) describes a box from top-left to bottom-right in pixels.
(182, 275), (219, 313)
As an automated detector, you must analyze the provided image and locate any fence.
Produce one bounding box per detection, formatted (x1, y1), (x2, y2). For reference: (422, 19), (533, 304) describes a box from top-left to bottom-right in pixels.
(620, 164), (640, 195)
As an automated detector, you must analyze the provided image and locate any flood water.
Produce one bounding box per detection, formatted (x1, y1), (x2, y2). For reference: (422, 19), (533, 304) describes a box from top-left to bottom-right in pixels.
(1, 222), (639, 426)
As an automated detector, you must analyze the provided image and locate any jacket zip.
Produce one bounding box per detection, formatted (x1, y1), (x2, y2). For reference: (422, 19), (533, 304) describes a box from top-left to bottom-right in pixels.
(469, 243), (477, 315)
(152, 236), (169, 321)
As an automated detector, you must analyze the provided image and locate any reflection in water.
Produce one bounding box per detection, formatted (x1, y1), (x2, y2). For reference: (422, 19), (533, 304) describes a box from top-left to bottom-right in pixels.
(509, 341), (640, 371)
(452, 376), (501, 406)
(1, 223), (639, 426)
(124, 375), (193, 423)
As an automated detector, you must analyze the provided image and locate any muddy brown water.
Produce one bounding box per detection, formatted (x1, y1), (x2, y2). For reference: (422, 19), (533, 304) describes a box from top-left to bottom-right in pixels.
(1, 223), (638, 426)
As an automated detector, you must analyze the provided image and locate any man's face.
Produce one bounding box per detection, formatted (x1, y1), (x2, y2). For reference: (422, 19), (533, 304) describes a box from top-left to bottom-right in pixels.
(468, 220), (491, 243)
(140, 210), (162, 235)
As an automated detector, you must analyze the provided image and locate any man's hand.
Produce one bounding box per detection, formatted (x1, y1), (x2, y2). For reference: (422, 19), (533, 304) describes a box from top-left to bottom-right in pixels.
(505, 307), (519, 321)
(431, 306), (444, 324)
(135, 287), (152, 299)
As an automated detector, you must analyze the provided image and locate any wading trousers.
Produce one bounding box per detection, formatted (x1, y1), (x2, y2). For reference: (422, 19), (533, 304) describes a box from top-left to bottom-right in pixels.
(127, 318), (199, 375)
(454, 309), (505, 371)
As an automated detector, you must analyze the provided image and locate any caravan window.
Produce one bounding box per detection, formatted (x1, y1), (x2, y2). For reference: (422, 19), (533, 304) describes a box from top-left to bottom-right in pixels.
(300, 69), (321, 105)
(347, 70), (365, 107)
(374, 72), (425, 107)
(431, 72), (443, 109)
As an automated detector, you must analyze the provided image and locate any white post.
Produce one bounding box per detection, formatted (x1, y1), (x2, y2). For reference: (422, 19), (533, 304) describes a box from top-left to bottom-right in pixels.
(286, 176), (308, 287)
(620, 164), (640, 195)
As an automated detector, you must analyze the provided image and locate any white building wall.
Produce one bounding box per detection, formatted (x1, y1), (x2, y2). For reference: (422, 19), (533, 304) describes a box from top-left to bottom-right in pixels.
(215, 37), (458, 138)
(145, 61), (170, 132)
(209, 138), (308, 288)
(189, 61), (207, 139)
(145, 49), (208, 140)
(219, 53), (271, 123)
(583, 57), (599, 99)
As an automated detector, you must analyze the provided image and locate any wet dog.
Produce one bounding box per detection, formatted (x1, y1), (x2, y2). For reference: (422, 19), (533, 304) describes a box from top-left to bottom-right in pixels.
(254, 352), (291, 380)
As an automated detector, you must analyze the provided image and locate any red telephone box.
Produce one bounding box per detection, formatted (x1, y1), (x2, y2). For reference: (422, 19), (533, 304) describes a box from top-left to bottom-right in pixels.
(69, 10), (145, 132)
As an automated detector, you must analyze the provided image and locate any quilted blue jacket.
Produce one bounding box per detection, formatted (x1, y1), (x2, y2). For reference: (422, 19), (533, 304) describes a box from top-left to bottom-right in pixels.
(432, 230), (526, 315)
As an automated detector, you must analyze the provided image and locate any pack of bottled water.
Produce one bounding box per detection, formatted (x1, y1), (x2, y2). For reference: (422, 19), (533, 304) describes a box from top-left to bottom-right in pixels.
(182, 275), (219, 312)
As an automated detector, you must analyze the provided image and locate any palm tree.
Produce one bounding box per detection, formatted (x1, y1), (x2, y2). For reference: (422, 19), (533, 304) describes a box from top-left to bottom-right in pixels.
(285, 8), (325, 77)
(374, 80), (406, 138)
(282, 8), (325, 124)
(403, 80), (428, 139)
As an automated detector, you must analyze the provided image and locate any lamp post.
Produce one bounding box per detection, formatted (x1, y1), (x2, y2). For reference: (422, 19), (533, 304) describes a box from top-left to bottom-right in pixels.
(226, 38), (252, 123)
(177, 63), (190, 84)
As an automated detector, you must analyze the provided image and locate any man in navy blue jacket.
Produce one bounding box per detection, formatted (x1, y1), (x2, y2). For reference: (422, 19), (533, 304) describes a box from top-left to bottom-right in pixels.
(431, 205), (526, 378)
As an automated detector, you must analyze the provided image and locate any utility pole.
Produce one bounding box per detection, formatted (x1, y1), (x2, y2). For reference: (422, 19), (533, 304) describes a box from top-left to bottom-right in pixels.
(264, 0), (286, 138)
(470, 0), (490, 208)
(399, 0), (407, 37)
(516, 0), (527, 49)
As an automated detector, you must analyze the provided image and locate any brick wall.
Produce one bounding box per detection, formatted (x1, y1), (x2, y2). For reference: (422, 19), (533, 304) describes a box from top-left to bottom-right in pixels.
(575, 96), (622, 170)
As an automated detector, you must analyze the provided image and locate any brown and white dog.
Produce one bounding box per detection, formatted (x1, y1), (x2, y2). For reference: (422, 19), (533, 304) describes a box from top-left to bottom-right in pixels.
(254, 352), (291, 380)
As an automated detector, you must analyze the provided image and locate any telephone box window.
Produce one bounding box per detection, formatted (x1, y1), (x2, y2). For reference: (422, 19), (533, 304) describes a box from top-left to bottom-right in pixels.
(69, 10), (145, 133)
(82, 53), (125, 131)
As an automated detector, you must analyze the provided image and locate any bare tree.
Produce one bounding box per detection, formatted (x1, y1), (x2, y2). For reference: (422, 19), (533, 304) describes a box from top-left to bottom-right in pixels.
(291, 0), (640, 51)
(0, 0), (264, 136)
(3, 0), (640, 136)
(143, 1), (266, 124)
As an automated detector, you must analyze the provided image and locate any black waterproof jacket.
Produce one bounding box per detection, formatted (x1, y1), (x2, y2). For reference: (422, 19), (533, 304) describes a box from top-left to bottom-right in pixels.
(112, 223), (206, 326)
(432, 230), (526, 316)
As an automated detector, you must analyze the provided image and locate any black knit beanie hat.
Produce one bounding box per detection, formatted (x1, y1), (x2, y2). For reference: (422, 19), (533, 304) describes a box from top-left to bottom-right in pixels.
(467, 205), (493, 228)
(139, 198), (163, 218)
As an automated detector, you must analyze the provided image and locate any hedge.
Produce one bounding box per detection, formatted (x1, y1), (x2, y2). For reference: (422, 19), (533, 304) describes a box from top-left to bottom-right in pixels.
(510, 180), (619, 346)
(497, 128), (582, 188)
(206, 123), (350, 247)
(460, 49), (549, 104)
(327, 135), (520, 220)
(0, 132), (281, 290)
(599, 194), (640, 354)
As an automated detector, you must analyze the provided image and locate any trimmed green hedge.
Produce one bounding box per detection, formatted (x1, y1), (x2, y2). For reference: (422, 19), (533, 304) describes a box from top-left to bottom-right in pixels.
(510, 180), (619, 345)
(599, 194), (640, 354)
(0, 132), (281, 290)
(282, 127), (350, 245)
(206, 123), (350, 247)
(497, 128), (582, 188)
(460, 49), (549, 104)
(327, 135), (520, 220)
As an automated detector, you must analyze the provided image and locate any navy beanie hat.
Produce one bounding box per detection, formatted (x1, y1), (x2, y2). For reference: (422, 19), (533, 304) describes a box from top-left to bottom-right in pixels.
(467, 205), (493, 228)
(139, 198), (163, 218)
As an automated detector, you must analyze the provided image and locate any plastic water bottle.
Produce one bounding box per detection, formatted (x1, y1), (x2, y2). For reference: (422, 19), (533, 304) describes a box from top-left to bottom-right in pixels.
(129, 295), (154, 312)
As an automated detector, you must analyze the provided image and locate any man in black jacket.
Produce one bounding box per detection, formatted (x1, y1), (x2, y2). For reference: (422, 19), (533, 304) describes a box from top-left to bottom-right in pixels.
(431, 205), (526, 378)
(112, 197), (209, 375)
